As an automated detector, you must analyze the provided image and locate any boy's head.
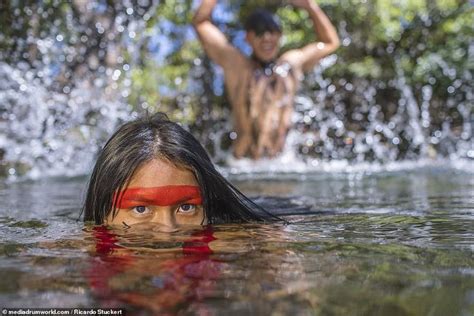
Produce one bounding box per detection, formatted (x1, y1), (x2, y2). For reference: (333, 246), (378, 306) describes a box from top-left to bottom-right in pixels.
(244, 9), (282, 62)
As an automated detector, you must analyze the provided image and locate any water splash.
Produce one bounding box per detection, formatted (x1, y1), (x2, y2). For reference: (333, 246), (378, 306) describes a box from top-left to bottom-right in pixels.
(0, 1), (472, 180)
(0, 62), (130, 179)
(0, 1), (149, 179)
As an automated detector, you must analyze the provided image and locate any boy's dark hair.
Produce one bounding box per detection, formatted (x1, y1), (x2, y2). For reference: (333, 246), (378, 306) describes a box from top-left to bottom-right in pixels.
(244, 9), (282, 36)
(82, 113), (278, 225)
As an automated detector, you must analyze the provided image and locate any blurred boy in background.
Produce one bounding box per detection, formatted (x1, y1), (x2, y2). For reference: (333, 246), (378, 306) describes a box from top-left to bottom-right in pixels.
(193, 0), (339, 159)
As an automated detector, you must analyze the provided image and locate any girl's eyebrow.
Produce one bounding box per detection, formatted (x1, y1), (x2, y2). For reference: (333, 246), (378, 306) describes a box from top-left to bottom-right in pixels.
(115, 185), (202, 208)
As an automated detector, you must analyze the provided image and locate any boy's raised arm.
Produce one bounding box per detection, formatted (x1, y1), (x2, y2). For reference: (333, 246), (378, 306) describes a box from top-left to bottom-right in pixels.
(193, 0), (242, 69)
(282, 0), (340, 72)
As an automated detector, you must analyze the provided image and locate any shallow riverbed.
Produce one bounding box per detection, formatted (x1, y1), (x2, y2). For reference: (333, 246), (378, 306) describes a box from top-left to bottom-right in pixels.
(0, 167), (473, 315)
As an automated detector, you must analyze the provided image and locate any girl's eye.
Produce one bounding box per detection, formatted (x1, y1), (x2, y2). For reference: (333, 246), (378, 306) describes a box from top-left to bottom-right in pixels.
(132, 206), (151, 215)
(178, 204), (197, 214)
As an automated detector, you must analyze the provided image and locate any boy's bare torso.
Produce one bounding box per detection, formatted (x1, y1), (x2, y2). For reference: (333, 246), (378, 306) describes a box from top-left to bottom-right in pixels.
(224, 53), (302, 158)
(193, 0), (340, 159)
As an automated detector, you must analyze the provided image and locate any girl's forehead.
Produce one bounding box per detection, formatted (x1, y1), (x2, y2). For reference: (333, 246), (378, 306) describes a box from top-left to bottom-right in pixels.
(115, 185), (202, 208)
(127, 159), (198, 188)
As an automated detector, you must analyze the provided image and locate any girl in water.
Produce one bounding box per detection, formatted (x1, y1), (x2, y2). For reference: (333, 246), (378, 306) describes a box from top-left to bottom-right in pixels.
(82, 112), (276, 229)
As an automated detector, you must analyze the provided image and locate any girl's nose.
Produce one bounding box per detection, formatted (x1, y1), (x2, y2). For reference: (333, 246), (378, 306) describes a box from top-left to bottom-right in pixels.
(151, 207), (178, 231)
(151, 224), (179, 233)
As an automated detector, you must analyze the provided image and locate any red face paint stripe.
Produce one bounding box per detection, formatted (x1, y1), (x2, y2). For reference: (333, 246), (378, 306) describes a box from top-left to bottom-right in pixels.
(114, 185), (202, 209)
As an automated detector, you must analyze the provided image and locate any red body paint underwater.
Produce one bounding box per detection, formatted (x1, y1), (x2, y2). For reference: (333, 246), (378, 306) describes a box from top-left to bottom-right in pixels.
(115, 185), (202, 209)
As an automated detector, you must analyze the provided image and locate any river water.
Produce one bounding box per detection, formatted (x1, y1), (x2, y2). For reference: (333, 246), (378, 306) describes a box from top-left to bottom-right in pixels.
(0, 166), (473, 315)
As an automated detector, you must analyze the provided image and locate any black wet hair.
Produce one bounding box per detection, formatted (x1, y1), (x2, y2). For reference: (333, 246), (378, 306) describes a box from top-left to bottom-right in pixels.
(244, 9), (282, 36)
(82, 112), (278, 225)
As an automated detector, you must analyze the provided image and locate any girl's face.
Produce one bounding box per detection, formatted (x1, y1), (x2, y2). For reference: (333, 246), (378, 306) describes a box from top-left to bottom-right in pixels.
(106, 158), (206, 230)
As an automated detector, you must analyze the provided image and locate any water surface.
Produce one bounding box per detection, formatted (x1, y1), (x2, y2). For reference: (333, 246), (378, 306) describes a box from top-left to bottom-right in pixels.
(0, 167), (473, 315)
